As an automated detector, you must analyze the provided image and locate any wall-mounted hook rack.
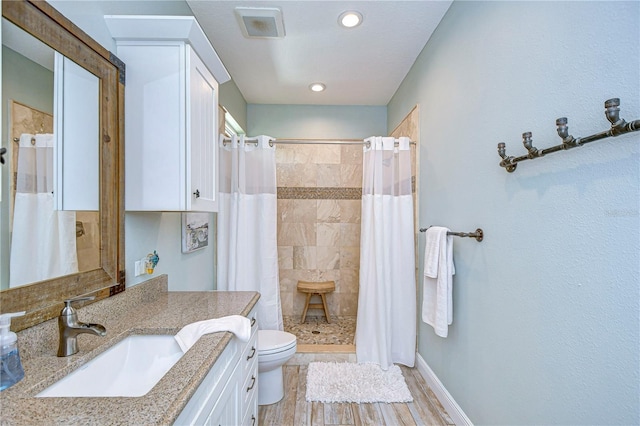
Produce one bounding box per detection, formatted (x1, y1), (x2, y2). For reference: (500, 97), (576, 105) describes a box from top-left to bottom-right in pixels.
(497, 98), (639, 173)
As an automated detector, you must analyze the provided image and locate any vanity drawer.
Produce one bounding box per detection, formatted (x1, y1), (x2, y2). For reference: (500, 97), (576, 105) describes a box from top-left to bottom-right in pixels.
(240, 328), (258, 378)
(241, 390), (258, 426)
(240, 362), (258, 418)
(240, 306), (258, 378)
(247, 307), (258, 336)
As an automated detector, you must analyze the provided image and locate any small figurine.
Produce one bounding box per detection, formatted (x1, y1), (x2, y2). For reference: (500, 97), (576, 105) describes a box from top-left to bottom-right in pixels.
(145, 251), (159, 274)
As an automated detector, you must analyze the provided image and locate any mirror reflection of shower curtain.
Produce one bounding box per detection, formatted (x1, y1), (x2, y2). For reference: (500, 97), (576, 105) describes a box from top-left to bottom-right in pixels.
(9, 133), (78, 287)
(217, 134), (283, 331)
(355, 136), (416, 370)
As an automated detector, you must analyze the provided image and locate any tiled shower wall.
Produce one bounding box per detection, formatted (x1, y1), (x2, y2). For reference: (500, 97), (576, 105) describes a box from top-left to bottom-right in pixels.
(276, 143), (363, 318)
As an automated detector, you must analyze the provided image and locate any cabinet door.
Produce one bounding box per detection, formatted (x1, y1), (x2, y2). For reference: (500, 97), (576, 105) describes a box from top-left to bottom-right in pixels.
(120, 42), (185, 211)
(206, 363), (239, 426)
(187, 46), (218, 212)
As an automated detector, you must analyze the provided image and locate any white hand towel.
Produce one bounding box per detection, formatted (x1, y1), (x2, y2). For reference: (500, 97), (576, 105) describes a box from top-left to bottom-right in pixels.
(422, 227), (455, 338)
(174, 315), (251, 353)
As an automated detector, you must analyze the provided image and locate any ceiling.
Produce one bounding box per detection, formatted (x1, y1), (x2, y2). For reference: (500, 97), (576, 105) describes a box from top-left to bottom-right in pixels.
(11, 0), (452, 106)
(188, 1), (452, 105)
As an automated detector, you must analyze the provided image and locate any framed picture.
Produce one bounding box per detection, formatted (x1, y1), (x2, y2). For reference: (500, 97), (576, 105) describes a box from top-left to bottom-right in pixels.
(181, 212), (209, 253)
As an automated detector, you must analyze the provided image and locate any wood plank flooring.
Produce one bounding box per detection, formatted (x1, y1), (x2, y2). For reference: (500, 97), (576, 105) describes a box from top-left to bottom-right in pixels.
(258, 365), (454, 426)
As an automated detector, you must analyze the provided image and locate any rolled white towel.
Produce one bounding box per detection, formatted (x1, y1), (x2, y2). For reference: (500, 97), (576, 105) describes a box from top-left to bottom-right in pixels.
(174, 315), (251, 353)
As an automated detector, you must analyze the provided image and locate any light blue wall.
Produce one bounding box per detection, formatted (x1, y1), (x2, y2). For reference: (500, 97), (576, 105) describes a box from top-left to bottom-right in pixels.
(388, 1), (639, 425)
(1, 47), (53, 116)
(220, 80), (247, 132)
(247, 104), (387, 138)
(124, 212), (216, 291)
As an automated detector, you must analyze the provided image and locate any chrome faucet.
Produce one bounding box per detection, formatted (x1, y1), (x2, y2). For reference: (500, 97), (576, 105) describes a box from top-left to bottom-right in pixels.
(57, 297), (106, 357)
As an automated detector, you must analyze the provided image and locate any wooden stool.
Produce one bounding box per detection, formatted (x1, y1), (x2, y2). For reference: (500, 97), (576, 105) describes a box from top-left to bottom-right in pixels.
(297, 280), (335, 324)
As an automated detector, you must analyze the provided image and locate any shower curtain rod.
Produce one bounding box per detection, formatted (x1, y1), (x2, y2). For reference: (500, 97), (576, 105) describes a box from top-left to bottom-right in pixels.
(221, 137), (415, 147)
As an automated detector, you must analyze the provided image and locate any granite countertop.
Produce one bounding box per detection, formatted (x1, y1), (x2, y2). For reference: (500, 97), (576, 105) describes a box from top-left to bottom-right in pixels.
(0, 278), (260, 425)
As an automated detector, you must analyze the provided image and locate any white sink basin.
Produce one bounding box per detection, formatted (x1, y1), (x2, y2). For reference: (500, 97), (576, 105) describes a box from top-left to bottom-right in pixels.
(37, 335), (184, 397)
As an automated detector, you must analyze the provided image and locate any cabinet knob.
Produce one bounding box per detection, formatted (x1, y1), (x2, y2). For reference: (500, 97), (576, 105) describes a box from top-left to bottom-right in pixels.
(193, 189), (200, 198)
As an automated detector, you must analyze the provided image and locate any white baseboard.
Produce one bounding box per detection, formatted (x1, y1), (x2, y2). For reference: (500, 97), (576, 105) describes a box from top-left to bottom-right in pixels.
(415, 353), (473, 426)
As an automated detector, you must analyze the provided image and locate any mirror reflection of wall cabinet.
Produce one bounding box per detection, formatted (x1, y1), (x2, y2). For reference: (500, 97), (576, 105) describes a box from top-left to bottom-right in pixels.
(54, 52), (100, 211)
(105, 16), (231, 212)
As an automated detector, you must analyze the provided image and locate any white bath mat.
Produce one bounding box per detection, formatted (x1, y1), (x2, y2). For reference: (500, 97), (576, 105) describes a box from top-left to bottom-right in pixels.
(305, 362), (413, 403)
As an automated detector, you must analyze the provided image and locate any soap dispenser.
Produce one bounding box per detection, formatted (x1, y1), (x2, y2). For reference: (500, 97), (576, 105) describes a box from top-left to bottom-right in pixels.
(0, 311), (26, 391)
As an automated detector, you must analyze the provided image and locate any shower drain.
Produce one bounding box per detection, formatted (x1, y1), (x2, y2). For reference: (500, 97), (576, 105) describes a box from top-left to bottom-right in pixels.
(311, 330), (321, 334)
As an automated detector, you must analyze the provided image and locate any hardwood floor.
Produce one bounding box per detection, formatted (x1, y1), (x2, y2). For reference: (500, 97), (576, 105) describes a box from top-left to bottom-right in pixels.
(258, 365), (454, 426)
(267, 316), (454, 425)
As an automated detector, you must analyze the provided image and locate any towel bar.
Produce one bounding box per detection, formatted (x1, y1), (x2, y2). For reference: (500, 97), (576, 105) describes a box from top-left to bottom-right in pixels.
(419, 227), (483, 242)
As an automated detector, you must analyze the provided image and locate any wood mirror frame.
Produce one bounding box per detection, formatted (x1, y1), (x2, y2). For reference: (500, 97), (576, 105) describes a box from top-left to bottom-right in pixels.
(1, 0), (125, 331)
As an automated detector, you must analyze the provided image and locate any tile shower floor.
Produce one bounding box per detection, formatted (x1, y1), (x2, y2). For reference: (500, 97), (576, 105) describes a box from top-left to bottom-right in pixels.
(283, 315), (356, 347)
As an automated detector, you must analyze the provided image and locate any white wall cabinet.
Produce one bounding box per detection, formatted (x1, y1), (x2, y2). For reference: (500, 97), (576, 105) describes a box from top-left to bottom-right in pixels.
(105, 16), (230, 212)
(175, 306), (258, 426)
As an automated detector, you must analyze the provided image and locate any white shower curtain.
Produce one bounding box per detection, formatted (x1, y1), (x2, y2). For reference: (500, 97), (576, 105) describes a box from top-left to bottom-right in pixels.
(10, 133), (78, 287)
(355, 136), (416, 370)
(217, 134), (283, 331)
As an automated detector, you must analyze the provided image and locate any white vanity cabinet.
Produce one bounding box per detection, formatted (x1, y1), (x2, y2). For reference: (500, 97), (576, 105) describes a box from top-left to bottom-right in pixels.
(105, 16), (230, 212)
(174, 307), (259, 426)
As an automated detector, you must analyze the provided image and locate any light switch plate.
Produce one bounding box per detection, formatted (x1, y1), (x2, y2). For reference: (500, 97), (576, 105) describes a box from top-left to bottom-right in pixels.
(134, 260), (145, 277)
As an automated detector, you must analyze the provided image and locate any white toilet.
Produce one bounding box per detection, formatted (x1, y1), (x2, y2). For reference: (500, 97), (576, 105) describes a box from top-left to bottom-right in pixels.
(257, 330), (297, 405)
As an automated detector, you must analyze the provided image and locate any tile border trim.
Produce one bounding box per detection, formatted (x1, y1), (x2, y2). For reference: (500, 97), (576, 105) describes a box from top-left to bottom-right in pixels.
(277, 187), (362, 200)
(277, 177), (415, 200)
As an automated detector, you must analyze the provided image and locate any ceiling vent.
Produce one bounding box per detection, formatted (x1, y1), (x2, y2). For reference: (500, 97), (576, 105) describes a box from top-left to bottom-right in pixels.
(235, 7), (285, 39)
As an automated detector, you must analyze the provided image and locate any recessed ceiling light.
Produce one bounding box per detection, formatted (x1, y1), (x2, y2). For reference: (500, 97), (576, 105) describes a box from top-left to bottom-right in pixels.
(339, 11), (363, 28)
(309, 83), (326, 92)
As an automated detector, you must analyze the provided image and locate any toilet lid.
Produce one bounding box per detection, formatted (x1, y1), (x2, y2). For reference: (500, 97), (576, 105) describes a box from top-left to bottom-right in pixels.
(258, 330), (296, 353)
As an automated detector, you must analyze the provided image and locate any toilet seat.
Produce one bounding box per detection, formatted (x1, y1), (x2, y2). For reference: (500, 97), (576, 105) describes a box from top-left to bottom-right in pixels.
(258, 330), (296, 355)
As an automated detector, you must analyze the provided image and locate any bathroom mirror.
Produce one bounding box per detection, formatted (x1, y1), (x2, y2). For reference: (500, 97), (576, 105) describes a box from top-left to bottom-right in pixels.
(0, 0), (124, 331)
(2, 18), (101, 290)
